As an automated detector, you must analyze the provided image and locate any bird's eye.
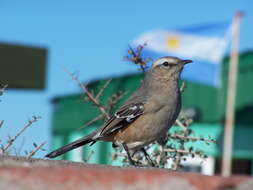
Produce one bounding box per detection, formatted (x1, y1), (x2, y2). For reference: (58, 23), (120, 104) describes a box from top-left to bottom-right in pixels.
(163, 61), (169, 66)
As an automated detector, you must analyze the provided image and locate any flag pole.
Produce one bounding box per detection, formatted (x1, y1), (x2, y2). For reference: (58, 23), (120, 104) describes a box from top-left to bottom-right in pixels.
(221, 12), (242, 177)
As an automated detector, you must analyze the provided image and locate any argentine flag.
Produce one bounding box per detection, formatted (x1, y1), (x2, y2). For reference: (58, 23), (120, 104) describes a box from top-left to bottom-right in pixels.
(132, 22), (231, 86)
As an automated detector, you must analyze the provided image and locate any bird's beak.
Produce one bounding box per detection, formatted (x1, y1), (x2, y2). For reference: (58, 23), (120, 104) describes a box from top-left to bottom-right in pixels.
(182, 60), (192, 65)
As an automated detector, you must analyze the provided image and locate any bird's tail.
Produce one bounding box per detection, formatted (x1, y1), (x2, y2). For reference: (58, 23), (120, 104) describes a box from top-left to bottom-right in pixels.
(45, 133), (95, 158)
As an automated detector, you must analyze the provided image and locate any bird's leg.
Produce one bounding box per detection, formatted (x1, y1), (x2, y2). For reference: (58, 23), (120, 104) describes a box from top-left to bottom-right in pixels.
(141, 148), (155, 167)
(122, 143), (136, 166)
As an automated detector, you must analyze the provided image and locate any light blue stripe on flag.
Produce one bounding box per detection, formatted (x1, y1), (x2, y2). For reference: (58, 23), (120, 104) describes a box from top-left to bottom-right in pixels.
(176, 22), (230, 37)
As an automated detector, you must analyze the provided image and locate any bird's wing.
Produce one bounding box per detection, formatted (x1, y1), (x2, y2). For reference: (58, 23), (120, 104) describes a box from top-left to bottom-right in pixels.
(97, 102), (144, 137)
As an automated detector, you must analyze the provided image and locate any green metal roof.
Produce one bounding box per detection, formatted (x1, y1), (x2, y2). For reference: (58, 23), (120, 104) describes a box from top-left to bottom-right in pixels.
(52, 51), (253, 134)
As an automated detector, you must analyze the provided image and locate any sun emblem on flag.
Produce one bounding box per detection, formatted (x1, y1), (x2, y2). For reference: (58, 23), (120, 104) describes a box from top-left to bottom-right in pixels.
(166, 35), (180, 50)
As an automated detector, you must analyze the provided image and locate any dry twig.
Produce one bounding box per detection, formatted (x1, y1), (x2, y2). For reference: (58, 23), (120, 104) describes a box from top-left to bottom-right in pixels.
(0, 84), (8, 96)
(0, 120), (4, 128)
(169, 134), (216, 143)
(124, 44), (151, 72)
(65, 70), (127, 130)
(106, 91), (128, 111)
(1, 116), (41, 153)
(95, 79), (112, 100)
(64, 69), (110, 119)
(27, 141), (46, 158)
(180, 81), (186, 93)
(175, 119), (188, 130)
(78, 114), (103, 130)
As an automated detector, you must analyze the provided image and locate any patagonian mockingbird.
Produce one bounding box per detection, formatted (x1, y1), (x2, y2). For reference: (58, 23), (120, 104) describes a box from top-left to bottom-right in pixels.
(45, 56), (192, 165)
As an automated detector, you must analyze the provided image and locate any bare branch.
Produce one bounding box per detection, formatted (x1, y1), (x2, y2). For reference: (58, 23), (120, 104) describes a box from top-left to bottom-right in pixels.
(180, 81), (186, 93)
(171, 153), (181, 170)
(64, 69), (110, 119)
(175, 119), (187, 130)
(83, 150), (95, 163)
(124, 44), (150, 72)
(95, 79), (112, 100)
(0, 120), (4, 128)
(163, 148), (205, 158)
(0, 84), (8, 96)
(163, 148), (192, 154)
(106, 91), (128, 111)
(1, 116), (41, 153)
(27, 141), (46, 158)
(169, 134), (217, 143)
(78, 114), (103, 130)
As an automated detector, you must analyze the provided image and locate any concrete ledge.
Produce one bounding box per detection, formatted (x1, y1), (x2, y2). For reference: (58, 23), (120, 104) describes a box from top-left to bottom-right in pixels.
(0, 156), (252, 190)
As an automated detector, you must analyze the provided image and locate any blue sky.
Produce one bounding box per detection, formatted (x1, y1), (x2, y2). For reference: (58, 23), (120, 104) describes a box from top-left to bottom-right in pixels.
(0, 0), (252, 157)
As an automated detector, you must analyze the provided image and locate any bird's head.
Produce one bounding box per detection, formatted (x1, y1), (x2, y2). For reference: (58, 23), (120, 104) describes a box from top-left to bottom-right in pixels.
(150, 56), (192, 81)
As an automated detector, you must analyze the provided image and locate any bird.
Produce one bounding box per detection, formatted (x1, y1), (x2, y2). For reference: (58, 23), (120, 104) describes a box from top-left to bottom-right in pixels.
(45, 56), (192, 165)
